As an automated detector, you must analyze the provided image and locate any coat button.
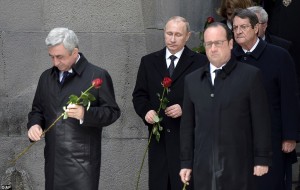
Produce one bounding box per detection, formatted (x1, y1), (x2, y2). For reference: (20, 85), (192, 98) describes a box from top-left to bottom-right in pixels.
(167, 129), (171, 133)
(210, 93), (214, 97)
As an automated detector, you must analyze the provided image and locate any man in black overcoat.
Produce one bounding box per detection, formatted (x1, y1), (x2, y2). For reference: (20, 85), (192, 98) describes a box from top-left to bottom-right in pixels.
(232, 9), (300, 190)
(27, 28), (121, 190)
(132, 16), (207, 190)
(179, 22), (272, 190)
(248, 6), (298, 190)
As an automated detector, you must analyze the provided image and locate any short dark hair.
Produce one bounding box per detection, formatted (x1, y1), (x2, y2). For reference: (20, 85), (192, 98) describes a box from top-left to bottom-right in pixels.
(204, 22), (233, 41)
(233, 8), (259, 28)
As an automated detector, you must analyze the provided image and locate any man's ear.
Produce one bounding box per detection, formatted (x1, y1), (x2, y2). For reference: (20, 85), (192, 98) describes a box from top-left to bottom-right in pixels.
(72, 48), (79, 55)
(186, 32), (191, 42)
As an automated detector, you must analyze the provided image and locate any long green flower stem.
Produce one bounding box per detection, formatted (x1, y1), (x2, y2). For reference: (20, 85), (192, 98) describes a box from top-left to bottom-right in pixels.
(10, 113), (64, 165)
(135, 87), (167, 189)
(135, 130), (153, 190)
(157, 87), (166, 115)
(76, 85), (94, 104)
(10, 84), (96, 165)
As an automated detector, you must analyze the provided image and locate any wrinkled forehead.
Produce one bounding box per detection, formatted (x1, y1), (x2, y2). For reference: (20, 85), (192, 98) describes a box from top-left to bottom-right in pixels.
(233, 16), (250, 25)
(165, 20), (188, 32)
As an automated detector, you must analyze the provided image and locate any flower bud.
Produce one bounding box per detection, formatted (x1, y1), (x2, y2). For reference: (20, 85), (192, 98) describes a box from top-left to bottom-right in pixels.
(92, 78), (103, 89)
(207, 16), (214, 24)
(162, 77), (172, 88)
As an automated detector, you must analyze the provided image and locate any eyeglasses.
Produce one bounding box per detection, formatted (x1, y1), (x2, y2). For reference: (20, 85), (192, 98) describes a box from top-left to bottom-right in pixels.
(232, 24), (251, 32)
(203, 40), (227, 48)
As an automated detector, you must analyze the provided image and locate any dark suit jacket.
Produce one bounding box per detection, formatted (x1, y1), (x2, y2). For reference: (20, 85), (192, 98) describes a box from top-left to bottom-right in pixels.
(233, 40), (300, 190)
(132, 46), (207, 190)
(180, 57), (272, 189)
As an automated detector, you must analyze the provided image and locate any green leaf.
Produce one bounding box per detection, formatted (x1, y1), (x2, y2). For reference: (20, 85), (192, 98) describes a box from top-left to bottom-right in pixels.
(81, 92), (89, 100)
(155, 132), (160, 142)
(67, 95), (79, 104)
(161, 103), (166, 110)
(82, 99), (89, 107)
(86, 92), (96, 101)
(156, 93), (160, 98)
(161, 97), (169, 109)
(152, 125), (158, 134)
(153, 115), (160, 123)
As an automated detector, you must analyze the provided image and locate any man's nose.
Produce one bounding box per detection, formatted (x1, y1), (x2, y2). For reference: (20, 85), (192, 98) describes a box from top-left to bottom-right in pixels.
(211, 44), (217, 51)
(52, 57), (59, 66)
(171, 35), (175, 42)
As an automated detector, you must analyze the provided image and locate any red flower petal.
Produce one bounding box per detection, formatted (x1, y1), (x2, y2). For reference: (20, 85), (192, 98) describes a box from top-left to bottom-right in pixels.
(92, 78), (103, 89)
(162, 77), (172, 88)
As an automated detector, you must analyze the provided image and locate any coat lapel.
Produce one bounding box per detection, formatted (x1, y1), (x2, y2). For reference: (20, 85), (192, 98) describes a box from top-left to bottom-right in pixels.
(171, 47), (195, 82)
(153, 48), (169, 78)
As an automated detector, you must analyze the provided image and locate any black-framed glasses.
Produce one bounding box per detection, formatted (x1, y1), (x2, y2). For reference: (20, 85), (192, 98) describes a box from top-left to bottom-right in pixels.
(203, 40), (228, 48)
(232, 24), (251, 32)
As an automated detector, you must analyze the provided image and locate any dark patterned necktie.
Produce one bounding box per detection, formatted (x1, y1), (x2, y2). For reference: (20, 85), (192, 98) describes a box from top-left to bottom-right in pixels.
(214, 69), (222, 86)
(168, 55), (177, 76)
(60, 71), (69, 84)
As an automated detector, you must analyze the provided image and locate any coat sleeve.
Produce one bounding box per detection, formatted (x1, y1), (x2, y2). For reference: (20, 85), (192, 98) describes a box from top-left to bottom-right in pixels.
(180, 77), (195, 169)
(132, 57), (156, 121)
(82, 70), (120, 127)
(250, 71), (272, 166)
(27, 73), (46, 130)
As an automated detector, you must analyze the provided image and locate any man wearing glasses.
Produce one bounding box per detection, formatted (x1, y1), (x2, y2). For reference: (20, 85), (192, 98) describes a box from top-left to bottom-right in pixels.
(179, 22), (272, 190)
(232, 8), (300, 190)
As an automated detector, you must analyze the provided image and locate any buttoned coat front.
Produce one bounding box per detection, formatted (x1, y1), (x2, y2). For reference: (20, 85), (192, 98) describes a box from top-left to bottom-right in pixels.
(27, 53), (121, 190)
(180, 58), (272, 190)
(132, 46), (207, 190)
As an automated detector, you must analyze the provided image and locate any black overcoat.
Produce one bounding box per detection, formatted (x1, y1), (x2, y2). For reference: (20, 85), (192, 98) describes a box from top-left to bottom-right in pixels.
(180, 57), (272, 190)
(132, 46), (207, 190)
(27, 53), (121, 190)
(233, 40), (300, 190)
(265, 32), (292, 52)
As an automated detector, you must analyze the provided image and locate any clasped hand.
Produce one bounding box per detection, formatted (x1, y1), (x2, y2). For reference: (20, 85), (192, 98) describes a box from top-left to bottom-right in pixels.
(28, 104), (84, 141)
(145, 104), (182, 124)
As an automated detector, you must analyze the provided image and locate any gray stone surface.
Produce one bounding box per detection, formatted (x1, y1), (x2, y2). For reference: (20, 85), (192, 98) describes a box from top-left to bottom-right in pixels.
(0, 0), (265, 189)
(1, 167), (33, 190)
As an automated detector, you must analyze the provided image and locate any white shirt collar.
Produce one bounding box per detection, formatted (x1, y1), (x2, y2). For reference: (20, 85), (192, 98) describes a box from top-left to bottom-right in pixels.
(243, 38), (260, 53)
(165, 47), (184, 68)
(166, 47), (184, 61)
(210, 63), (226, 74)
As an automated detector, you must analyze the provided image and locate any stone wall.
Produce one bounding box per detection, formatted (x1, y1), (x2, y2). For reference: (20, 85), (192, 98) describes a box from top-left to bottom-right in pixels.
(0, 0), (220, 189)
